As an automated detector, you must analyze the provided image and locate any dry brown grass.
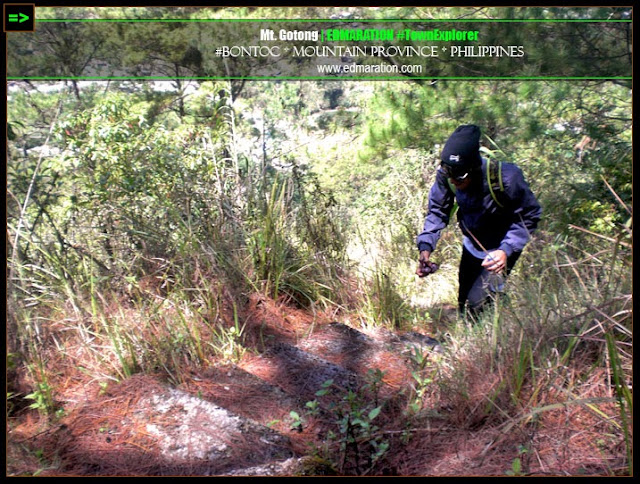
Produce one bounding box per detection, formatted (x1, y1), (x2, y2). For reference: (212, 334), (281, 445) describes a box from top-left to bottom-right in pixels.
(6, 280), (631, 477)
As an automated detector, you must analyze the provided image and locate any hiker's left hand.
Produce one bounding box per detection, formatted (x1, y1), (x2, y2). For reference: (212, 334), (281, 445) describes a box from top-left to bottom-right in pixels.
(482, 250), (507, 274)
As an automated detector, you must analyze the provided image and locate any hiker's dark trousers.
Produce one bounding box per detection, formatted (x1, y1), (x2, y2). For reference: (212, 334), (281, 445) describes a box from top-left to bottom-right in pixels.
(458, 246), (521, 317)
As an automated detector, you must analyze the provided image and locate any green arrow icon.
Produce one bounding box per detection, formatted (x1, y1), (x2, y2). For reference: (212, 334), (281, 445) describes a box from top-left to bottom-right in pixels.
(8, 13), (30, 23)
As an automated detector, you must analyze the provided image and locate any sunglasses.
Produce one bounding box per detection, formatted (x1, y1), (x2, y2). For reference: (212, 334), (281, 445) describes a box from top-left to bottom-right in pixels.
(442, 165), (469, 182)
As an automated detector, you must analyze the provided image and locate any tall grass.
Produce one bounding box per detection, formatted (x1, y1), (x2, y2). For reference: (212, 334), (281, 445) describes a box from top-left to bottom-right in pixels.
(7, 156), (350, 420)
(420, 231), (633, 473)
(248, 175), (347, 309)
(359, 263), (409, 330)
(605, 333), (633, 475)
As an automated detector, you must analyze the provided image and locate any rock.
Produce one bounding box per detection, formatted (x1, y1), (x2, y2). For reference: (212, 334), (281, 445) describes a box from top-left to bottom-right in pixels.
(134, 387), (294, 467)
(223, 457), (303, 476)
(396, 331), (444, 354)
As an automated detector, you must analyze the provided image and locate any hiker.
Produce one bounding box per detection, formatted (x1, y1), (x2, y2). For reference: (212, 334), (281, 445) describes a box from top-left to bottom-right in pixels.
(416, 124), (542, 319)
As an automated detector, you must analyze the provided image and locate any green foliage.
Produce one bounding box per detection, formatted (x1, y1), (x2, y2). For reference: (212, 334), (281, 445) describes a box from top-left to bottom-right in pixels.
(405, 347), (436, 415)
(210, 304), (246, 363)
(505, 446), (529, 476)
(24, 352), (58, 417)
(25, 382), (58, 417)
(249, 179), (294, 299)
(606, 333), (633, 475)
(303, 372), (390, 475)
(25, 90), (237, 283)
(361, 265), (408, 330)
(7, 78), (355, 392)
(247, 175), (344, 307)
(289, 410), (305, 432)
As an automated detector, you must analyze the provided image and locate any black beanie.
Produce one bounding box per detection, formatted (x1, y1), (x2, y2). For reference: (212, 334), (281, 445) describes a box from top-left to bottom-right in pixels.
(440, 125), (482, 170)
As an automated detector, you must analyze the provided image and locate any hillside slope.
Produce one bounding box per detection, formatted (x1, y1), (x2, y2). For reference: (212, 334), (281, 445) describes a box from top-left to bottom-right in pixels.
(7, 293), (627, 477)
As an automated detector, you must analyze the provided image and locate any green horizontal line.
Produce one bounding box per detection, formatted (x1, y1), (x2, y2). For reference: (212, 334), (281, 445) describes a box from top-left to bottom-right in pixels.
(37, 18), (632, 23)
(7, 76), (632, 81)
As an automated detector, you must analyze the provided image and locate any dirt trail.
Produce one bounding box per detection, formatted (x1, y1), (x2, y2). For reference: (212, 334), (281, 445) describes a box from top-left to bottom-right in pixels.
(6, 297), (623, 476)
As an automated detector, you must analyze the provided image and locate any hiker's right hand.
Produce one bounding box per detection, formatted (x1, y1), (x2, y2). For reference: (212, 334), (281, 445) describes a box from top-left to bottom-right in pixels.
(416, 251), (438, 277)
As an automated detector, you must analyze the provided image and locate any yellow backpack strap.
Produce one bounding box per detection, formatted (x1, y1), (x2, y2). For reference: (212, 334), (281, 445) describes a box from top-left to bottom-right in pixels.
(486, 159), (505, 208)
(447, 178), (456, 194)
(445, 175), (459, 218)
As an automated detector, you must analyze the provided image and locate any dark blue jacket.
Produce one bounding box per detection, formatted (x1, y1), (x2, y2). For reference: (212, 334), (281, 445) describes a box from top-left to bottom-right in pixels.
(417, 158), (542, 257)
